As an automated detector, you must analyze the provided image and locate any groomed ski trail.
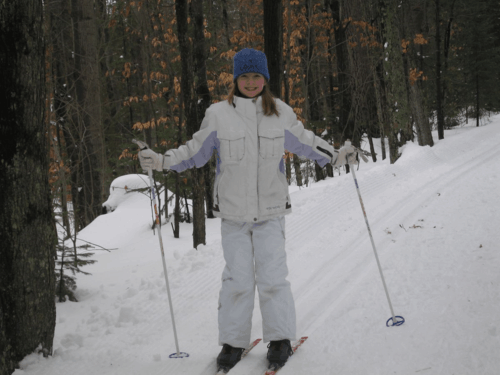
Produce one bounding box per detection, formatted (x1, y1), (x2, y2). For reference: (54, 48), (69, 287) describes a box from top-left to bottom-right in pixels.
(15, 119), (500, 375)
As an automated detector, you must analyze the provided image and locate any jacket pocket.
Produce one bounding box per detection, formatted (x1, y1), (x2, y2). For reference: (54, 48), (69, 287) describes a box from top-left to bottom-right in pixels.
(219, 129), (245, 163)
(259, 128), (284, 159)
(217, 166), (247, 215)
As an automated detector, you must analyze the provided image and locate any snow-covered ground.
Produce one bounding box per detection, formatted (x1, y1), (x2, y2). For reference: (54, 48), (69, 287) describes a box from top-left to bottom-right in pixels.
(15, 117), (500, 375)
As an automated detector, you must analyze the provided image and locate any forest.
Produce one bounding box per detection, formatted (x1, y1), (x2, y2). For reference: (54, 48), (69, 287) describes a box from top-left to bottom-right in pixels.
(44, 0), (500, 243)
(1, 0), (499, 374)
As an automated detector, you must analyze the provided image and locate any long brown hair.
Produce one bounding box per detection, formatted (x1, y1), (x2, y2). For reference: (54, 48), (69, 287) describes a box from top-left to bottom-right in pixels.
(227, 81), (280, 117)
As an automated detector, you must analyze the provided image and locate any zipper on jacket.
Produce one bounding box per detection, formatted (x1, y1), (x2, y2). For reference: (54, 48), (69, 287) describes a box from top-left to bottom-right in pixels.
(255, 112), (260, 222)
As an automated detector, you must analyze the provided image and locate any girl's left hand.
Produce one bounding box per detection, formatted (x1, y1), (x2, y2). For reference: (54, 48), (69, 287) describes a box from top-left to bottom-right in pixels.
(332, 143), (357, 167)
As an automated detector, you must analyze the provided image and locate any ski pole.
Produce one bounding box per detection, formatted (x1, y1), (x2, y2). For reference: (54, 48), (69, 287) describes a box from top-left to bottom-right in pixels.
(345, 141), (404, 327)
(132, 139), (189, 357)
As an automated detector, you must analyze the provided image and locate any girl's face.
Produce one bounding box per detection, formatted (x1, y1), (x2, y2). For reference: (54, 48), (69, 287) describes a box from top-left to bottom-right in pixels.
(236, 73), (266, 98)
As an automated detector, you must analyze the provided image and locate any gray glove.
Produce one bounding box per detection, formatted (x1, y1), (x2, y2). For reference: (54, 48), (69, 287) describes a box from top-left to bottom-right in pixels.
(132, 139), (165, 172)
(331, 141), (357, 168)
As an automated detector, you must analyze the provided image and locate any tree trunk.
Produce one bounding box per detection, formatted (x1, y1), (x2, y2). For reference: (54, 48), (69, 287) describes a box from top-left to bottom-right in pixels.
(0, 2), (57, 373)
(380, 0), (412, 163)
(404, 1), (434, 147)
(293, 156), (303, 186)
(173, 94), (183, 239)
(47, 1), (72, 233)
(176, 0), (206, 248)
(372, 61), (388, 161)
(70, 0), (107, 226)
(368, 134), (377, 162)
(326, 4), (339, 145)
(435, 0), (445, 139)
(409, 81), (434, 146)
(221, 0), (231, 47)
(476, 69), (480, 127)
(264, 0), (283, 98)
(329, 0), (354, 144)
(283, 1), (302, 186)
(205, 160), (215, 219)
(192, 0), (214, 221)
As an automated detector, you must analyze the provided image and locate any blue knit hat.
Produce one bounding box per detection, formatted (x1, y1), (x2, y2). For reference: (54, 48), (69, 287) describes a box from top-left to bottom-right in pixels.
(233, 48), (270, 82)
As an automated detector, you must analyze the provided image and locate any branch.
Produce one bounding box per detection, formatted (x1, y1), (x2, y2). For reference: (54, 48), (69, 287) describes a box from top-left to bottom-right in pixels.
(75, 238), (117, 252)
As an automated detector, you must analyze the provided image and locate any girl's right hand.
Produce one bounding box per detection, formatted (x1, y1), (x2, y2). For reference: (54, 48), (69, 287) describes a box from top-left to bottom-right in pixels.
(133, 139), (165, 172)
(138, 148), (165, 172)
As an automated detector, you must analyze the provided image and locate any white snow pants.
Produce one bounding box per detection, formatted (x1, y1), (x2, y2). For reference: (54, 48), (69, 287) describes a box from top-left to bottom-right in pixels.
(218, 216), (296, 348)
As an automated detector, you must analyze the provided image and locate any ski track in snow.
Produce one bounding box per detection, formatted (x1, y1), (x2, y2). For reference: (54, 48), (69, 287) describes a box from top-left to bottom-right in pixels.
(14, 119), (500, 375)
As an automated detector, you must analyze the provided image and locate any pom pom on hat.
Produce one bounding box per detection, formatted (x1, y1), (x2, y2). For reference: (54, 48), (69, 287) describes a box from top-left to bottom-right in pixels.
(233, 48), (270, 81)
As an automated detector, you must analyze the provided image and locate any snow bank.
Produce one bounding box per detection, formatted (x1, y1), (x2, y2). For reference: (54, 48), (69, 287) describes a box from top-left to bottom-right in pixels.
(102, 174), (150, 213)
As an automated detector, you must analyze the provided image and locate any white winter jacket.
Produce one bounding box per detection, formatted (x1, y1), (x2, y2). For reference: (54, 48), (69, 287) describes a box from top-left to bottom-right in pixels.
(163, 96), (334, 222)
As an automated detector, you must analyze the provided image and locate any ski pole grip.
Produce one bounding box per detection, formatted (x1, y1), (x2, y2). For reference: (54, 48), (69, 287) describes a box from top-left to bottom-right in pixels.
(132, 138), (149, 151)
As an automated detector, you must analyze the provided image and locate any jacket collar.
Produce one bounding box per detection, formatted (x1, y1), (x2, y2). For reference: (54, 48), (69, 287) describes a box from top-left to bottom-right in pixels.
(233, 95), (263, 120)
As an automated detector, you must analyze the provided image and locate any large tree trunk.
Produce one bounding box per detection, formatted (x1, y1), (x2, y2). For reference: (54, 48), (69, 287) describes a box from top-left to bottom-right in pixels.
(0, 1), (57, 373)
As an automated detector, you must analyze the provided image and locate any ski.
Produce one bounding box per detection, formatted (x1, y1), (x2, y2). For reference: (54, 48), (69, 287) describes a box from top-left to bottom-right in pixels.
(263, 336), (308, 375)
(216, 338), (262, 375)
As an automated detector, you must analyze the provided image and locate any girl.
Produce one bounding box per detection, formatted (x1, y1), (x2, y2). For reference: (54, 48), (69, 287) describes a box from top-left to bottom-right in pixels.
(138, 48), (354, 372)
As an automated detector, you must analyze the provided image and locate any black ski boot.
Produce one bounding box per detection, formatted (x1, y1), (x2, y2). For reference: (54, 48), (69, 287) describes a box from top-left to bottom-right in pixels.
(216, 344), (245, 373)
(267, 339), (293, 370)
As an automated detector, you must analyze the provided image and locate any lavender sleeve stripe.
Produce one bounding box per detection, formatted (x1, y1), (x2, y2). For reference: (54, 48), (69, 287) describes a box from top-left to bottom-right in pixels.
(284, 130), (330, 167)
(169, 130), (219, 173)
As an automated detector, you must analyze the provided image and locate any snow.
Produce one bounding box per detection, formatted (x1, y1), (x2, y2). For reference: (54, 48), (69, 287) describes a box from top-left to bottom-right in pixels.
(15, 117), (500, 375)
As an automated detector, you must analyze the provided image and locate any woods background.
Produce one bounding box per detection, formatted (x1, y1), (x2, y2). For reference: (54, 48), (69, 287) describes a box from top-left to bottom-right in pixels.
(45, 0), (500, 239)
(1, 0), (499, 373)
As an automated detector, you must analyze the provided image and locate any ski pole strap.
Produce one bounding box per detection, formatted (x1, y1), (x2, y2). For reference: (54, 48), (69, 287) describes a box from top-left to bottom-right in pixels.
(356, 149), (369, 163)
